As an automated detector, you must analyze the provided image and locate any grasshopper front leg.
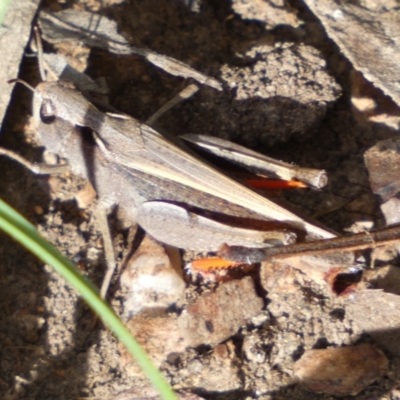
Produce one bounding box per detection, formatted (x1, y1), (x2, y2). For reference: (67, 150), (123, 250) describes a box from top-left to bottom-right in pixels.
(0, 147), (70, 175)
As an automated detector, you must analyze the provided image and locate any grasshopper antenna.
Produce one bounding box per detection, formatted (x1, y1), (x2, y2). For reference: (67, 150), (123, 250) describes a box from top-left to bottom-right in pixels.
(34, 26), (47, 82)
(7, 27), (46, 92)
(7, 78), (35, 92)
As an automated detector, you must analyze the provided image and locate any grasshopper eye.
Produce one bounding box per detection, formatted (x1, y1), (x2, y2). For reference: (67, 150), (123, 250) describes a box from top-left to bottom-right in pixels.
(40, 99), (56, 123)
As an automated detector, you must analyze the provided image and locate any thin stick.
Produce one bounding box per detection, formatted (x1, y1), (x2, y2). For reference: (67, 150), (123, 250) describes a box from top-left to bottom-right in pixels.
(218, 224), (400, 263)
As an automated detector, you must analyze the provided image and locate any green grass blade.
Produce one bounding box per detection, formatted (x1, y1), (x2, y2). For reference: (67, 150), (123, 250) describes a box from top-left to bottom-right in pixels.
(0, 198), (177, 400)
(0, 0), (11, 26)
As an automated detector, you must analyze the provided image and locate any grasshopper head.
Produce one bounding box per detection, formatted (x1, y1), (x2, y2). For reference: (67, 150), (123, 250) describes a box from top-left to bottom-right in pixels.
(34, 80), (100, 130)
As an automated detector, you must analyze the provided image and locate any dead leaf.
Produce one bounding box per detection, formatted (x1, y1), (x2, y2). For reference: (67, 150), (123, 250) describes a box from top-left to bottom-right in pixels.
(0, 0), (41, 130)
(293, 344), (388, 395)
(39, 9), (222, 90)
(120, 277), (263, 370)
(303, 0), (400, 106)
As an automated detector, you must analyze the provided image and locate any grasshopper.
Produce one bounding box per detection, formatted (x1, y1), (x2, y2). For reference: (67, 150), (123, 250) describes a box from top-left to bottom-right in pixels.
(3, 29), (336, 297)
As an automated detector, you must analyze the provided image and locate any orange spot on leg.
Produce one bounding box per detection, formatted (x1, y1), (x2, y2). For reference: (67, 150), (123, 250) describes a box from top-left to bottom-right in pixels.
(190, 257), (243, 271)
